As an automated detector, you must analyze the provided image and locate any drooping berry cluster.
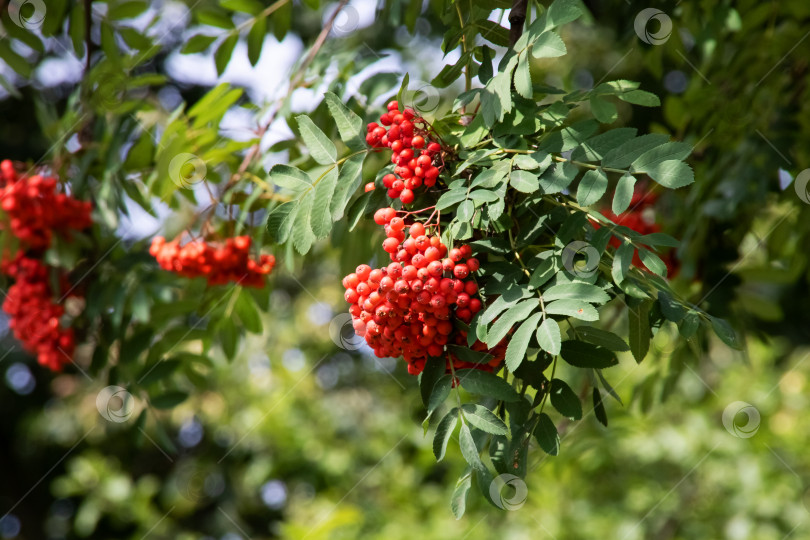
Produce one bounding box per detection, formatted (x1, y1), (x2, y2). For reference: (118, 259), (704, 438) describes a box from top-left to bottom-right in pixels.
(0, 160), (91, 371)
(598, 187), (679, 276)
(0, 160), (92, 249)
(342, 207), (505, 376)
(2, 253), (76, 371)
(365, 100), (443, 205)
(150, 235), (276, 288)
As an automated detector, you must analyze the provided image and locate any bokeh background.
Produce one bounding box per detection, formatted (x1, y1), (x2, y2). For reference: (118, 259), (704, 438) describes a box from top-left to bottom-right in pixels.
(1, 0), (810, 538)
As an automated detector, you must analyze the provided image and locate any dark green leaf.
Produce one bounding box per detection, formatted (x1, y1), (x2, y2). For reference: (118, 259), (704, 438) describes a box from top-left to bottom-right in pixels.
(709, 315), (742, 349)
(151, 391), (189, 409)
(560, 340), (618, 368)
(247, 15), (267, 65)
(602, 134), (670, 169)
(214, 34), (238, 76)
(533, 413), (560, 456)
(632, 142), (691, 172)
(420, 356), (446, 407)
(638, 248), (667, 276)
(428, 375), (452, 415)
(539, 161), (577, 194)
(593, 388), (608, 426)
(221, 0), (263, 14)
(637, 232), (680, 247)
(550, 378), (582, 420)
(108, 1), (149, 19)
(612, 241), (634, 284)
(456, 369), (520, 402)
(137, 360), (182, 387)
(628, 299), (652, 363)
(618, 89), (660, 107)
(235, 290), (262, 333)
(678, 311), (700, 339)
(576, 327), (629, 351)
(446, 344), (493, 365)
(590, 96), (617, 124)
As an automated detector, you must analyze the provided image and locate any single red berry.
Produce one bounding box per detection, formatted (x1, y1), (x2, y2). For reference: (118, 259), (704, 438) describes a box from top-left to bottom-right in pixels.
(453, 264), (470, 278)
(356, 264), (372, 280)
(382, 237), (399, 253)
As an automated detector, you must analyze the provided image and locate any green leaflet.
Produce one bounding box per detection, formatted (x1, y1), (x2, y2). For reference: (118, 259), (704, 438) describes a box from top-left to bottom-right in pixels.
(461, 404), (509, 435)
(576, 169), (608, 207)
(536, 318), (562, 355)
(310, 167), (338, 238)
(324, 92), (365, 150)
(487, 299), (539, 344)
(612, 173), (636, 214)
(296, 115), (337, 164)
(456, 369), (521, 402)
(533, 413), (560, 455)
(560, 340), (618, 368)
(542, 283), (610, 304)
(505, 312), (544, 371)
(434, 408), (459, 461)
(627, 299), (652, 363)
(550, 378), (582, 420)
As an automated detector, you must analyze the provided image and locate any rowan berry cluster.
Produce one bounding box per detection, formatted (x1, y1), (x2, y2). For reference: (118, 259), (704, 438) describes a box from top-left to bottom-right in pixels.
(365, 100), (443, 204)
(0, 160), (92, 249)
(599, 188), (679, 275)
(342, 207), (504, 376)
(2, 253), (76, 371)
(150, 235), (276, 288)
(0, 160), (91, 371)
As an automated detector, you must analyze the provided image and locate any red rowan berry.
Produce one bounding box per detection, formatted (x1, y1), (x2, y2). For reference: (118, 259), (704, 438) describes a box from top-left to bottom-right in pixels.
(409, 223), (425, 238)
(453, 264), (470, 279)
(356, 264), (372, 281)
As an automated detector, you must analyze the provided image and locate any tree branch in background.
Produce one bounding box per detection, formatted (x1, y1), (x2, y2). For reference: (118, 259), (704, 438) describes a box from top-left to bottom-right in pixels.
(223, 0), (351, 193)
(509, 0), (528, 47)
